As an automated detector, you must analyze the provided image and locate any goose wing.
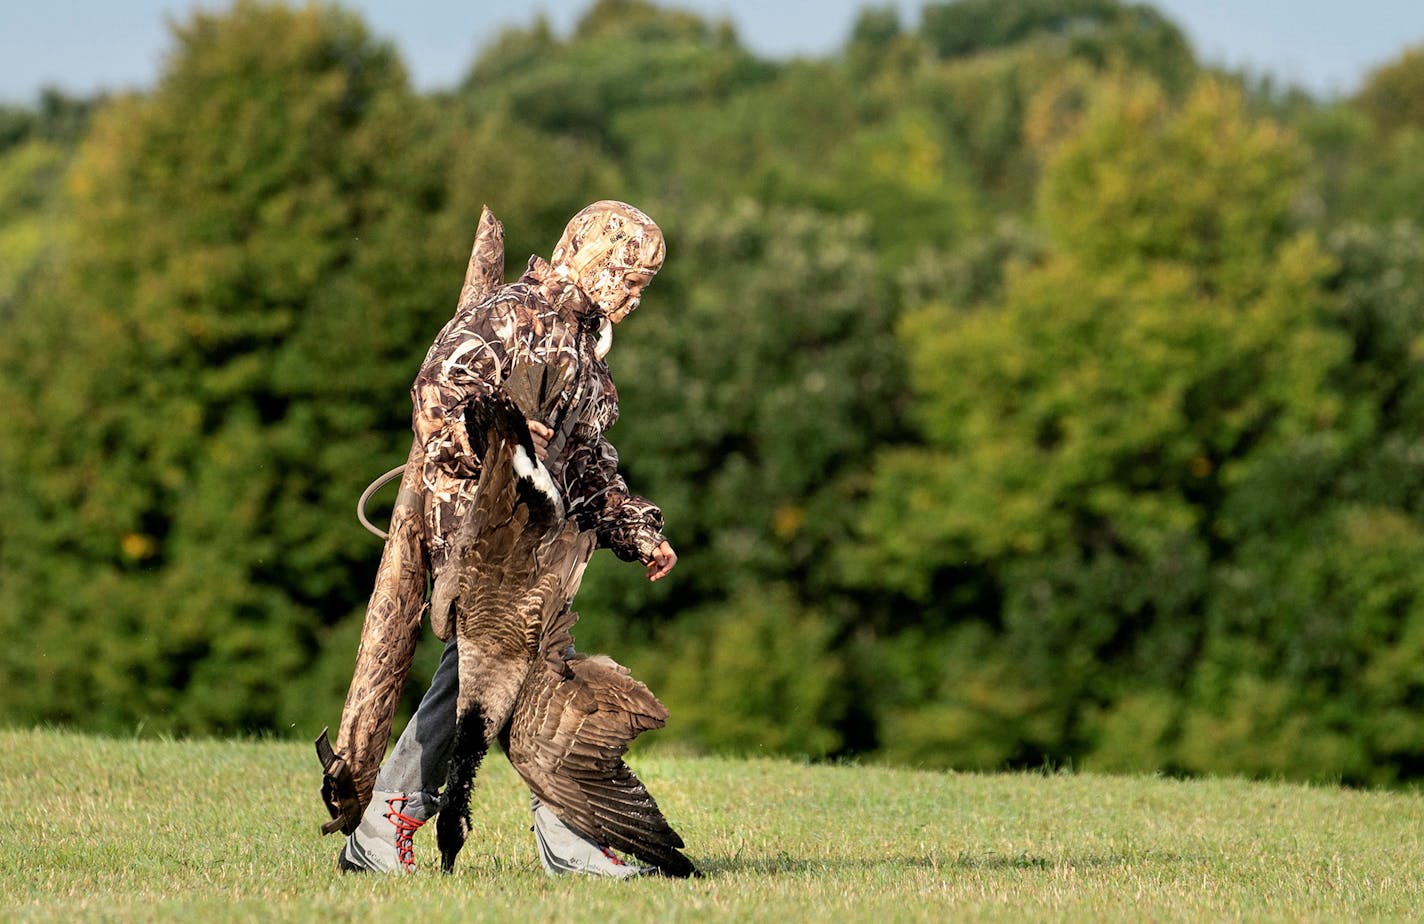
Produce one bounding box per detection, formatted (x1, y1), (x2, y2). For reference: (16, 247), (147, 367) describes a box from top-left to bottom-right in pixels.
(507, 653), (697, 877)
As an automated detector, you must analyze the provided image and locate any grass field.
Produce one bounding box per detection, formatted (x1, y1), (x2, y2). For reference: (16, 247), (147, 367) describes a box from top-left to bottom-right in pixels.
(4, 727), (1422, 922)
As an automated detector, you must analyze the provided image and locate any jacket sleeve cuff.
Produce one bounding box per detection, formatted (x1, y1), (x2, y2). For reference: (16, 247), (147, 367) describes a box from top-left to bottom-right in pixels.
(607, 521), (666, 564)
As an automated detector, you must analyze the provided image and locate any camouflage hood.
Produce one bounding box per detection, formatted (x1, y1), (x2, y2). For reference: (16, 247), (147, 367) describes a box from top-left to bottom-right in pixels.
(551, 200), (665, 324)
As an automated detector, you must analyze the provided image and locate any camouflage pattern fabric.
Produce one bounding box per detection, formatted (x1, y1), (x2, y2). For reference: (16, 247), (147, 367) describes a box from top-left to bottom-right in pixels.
(325, 206), (509, 832)
(412, 253), (665, 578)
(323, 202), (667, 833)
(550, 200), (666, 323)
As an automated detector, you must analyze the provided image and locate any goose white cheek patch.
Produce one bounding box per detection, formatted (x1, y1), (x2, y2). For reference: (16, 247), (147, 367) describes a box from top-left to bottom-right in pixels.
(513, 442), (562, 507)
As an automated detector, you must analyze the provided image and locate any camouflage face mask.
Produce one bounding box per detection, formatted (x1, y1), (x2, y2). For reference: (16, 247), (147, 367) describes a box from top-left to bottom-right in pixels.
(552, 200), (666, 324)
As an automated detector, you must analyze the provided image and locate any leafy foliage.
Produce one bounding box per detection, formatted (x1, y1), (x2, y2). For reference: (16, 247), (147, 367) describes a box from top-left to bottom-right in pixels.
(4, 0), (1424, 786)
(1353, 46), (1424, 136)
(0, 0), (452, 733)
(921, 0), (1196, 92)
(853, 74), (1365, 775)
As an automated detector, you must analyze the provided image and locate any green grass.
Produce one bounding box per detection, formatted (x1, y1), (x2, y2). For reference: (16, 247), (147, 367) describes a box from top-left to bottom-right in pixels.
(5, 728), (1422, 922)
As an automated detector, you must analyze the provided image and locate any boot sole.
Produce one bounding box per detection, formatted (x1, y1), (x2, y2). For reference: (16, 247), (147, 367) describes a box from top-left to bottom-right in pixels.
(337, 848), (370, 874)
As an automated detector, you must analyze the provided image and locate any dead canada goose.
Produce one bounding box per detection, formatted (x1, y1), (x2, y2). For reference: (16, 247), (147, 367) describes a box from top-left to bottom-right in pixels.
(432, 358), (696, 878)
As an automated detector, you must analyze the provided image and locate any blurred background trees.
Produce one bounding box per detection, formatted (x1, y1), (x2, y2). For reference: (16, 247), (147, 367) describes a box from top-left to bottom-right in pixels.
(3, 0), (1424, 786)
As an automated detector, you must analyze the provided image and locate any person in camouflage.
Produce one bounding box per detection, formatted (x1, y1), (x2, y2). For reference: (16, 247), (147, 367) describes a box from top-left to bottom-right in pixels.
(339, 201), (677, 876)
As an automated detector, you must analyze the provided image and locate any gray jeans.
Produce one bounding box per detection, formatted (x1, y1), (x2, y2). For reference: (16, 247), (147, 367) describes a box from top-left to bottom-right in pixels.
(373, 637), (461, 814)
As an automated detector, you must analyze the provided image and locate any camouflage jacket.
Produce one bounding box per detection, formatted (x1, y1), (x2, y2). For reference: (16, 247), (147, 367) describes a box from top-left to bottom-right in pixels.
(411, 255), (665, 573)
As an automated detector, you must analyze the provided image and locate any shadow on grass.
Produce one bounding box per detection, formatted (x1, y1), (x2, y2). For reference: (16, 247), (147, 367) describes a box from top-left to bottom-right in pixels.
(703, 850), (1189, 877)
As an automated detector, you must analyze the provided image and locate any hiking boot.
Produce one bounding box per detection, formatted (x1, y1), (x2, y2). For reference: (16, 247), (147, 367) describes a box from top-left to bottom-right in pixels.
(338, 790), (431, 874)
(531, 800), (651, 878)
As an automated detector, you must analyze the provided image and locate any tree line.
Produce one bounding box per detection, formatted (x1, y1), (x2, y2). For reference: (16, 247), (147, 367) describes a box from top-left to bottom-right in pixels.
(4, 0), (1424, 786)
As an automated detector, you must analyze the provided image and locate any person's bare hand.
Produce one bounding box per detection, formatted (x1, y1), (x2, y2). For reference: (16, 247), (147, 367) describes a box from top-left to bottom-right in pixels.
(646, 541), (677, 582)
(527, 419), (553, 461)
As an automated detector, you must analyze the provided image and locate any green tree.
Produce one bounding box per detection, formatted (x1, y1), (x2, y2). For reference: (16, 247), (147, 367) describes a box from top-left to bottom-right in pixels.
(0, 140), (69, 318)
(920, 0), (1196, 93)
(0, 90), (97, 321)
(1170, 220), (1424, 785)
(0, 88), (99, 154)
(1294, 48), (1424, 228)
(1353, 46), (1424, 136)
(437, 111), (626, 277)
(0, 0), (453, 734)
(574, 199), (905, 621)
(852, 76), (1346, 770)
(633, 585), (849, 759)
(461, 0), (769, 147)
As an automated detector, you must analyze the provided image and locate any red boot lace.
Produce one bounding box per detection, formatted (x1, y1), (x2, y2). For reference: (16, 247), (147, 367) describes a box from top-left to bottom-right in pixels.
(383, 796), (426, 873)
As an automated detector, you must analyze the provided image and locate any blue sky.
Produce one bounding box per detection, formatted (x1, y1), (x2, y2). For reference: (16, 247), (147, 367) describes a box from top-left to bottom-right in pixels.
(3, 1), (1423, 104)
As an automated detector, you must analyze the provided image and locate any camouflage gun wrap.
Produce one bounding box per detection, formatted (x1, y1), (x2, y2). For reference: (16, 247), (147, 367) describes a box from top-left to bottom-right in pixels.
(317, 206), (507, 835)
